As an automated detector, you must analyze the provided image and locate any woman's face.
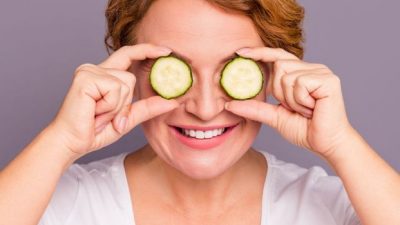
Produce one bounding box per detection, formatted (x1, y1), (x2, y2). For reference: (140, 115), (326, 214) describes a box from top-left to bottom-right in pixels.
(132, 0), (267, 179)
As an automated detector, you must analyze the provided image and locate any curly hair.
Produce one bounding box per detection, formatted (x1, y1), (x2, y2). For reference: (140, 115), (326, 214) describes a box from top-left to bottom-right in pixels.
(104, 0), (305, 58)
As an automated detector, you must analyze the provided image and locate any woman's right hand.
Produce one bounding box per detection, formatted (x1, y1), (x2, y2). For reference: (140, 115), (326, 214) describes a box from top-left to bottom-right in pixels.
(47, 44), (178, 159)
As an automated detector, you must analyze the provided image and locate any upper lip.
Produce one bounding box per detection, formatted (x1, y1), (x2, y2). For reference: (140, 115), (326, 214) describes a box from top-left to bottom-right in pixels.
(170, 123), (240, 131)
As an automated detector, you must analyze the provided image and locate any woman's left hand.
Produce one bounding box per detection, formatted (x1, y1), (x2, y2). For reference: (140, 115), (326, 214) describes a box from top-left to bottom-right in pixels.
(225, 47), (355, 159)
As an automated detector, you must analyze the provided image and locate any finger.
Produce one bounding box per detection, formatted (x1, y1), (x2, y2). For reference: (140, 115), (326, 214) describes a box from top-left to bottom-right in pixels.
(293, 75), (317, 109)
(281, 71), (314, 118)
(106, 68), (136, 94)
(94, 103), (129, 135)
(74, 65), (127, 116)
(267, 60), (328, 109)
(105, 68), (136, 112)
(225, 100), (279, 129)
(127, 96), (179, 129)
(88, 66), (137, 95)
(108, 80), (131, 134)
(77, 65), (137, 93)
(99, 44), (172, 70)
(84, 69), (133, 117)
(93, 76), (126, 115)
(95, 85), (129, 131)
(265, 62), (273, 96)
(112, 104), (131, 134)
(295, 73), (341, 100)
(84, 67), (137, 114)
(236, 47), (299, 62)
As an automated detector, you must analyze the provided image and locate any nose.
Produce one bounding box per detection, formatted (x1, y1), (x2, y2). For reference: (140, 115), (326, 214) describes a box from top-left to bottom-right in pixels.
(184, 70), (226, 121)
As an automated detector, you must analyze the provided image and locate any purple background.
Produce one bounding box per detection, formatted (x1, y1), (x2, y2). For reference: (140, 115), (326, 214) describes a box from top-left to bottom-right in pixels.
(1, 0), (399, 174)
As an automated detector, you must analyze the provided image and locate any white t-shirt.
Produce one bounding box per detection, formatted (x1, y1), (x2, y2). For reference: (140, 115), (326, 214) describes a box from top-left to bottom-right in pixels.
(39, 151), (361, 225)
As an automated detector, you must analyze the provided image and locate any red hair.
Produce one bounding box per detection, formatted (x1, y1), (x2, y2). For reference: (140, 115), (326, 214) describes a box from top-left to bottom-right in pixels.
(105, 0), (305, 58)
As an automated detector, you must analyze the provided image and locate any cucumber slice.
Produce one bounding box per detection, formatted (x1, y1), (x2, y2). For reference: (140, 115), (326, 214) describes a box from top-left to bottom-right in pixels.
(150, 55), (193, 99)
(220, 56), (263, 100)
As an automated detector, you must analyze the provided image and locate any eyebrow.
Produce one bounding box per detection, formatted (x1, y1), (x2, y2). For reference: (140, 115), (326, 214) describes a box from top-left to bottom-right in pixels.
(171, 50), (238, 65)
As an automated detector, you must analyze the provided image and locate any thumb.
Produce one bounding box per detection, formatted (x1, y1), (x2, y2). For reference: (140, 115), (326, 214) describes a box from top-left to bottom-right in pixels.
(225, 100), (279, 129)
(127, 96), (179, 130)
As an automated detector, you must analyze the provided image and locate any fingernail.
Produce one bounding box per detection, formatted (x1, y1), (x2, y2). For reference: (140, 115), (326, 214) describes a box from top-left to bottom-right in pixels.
(159, 47), (172, 54)
(236, 48), (251, 55)
(118, 117), (127, 133)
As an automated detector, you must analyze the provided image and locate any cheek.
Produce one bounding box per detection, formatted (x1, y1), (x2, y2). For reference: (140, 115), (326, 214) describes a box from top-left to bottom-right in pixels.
(141, 117), (170, 155)
(243, 120), (262, 145)
(133, 69), (156, 99)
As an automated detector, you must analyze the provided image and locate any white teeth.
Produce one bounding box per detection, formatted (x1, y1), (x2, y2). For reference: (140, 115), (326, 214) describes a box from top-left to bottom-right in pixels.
(212, 129), (218, 136)
(204, 130), (213, 138)
(182, 128), (227, 139)
(195, 130), (205, 139)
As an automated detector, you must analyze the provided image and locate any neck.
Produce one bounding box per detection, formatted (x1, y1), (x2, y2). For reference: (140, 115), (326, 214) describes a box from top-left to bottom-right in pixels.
(130, 145), (266, 215)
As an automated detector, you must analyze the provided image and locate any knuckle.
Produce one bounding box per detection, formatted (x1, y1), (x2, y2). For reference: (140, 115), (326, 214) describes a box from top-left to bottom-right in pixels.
(124, 73), (136, 87)
(315, 64), (333, 74)
(73, 64), (98, 85)
(271, 86), (283, 101)
(274, 59), (291, 71)
(143, 99), (153, 117)
(111, 80), (122, 91)
(106, 77), (122, 91)
(330, 74), (341, 84)
(75, 63), (94, 74)
(121, 83), (130, 96)
(296, 76), (307, 86)
(130, 74), (137, 84)
(274, 60), (283, 69)
(296, 91), (308, 102)
(281, 74), (291, 86)
(315, 63), (328, 69)
(146, 43), (156, 48)
(73, 71), (90, 85)
(277, 48), (286, 54)
(149, 43), (160, 49)
(120, 45), (131, 52)
(139, 43), (154, 51)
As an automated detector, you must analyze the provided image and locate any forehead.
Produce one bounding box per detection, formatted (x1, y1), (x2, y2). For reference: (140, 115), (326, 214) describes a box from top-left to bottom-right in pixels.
(136, 0), (264, 61)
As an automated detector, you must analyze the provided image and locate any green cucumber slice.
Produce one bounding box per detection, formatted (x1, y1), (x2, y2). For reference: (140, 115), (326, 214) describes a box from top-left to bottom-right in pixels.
(150, 56), (193, 99)
(220, 56), (263, 100)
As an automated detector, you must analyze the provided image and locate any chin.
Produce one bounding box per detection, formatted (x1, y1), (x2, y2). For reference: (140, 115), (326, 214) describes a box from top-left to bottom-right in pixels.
(172, 155), (237, 180)
(183, 169), (228, 180)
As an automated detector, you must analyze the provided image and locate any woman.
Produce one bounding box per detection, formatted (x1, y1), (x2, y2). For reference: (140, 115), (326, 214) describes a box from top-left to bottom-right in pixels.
(0, 0), (399, 224)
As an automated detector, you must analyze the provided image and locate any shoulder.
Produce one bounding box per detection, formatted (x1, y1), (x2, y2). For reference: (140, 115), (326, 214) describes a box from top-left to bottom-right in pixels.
(264, 151), (331, 189)
(57, 153), (128, 196)
(40, 153), (131, 224)
(258, 151), (360, 225)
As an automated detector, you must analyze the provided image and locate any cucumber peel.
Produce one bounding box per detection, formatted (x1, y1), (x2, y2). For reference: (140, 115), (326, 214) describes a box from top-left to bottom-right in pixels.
(220, 56), (264, 100)
(150, 55), (263, 100)
(150, 55), (193, 99)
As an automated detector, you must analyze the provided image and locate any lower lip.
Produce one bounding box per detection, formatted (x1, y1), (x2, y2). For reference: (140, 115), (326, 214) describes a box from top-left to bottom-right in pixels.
(170, 125), (237, 150)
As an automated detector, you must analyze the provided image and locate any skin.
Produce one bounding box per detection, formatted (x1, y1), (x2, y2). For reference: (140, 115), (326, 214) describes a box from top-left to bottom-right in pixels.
(0, 0), (399, 225)
(124, 1), (268, 223)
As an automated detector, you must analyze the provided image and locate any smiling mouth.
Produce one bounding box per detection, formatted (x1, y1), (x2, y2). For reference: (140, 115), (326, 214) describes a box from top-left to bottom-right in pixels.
(173, 125), (236, 139)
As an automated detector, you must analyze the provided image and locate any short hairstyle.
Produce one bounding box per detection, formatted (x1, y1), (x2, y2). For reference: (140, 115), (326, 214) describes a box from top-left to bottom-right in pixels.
(105, 0), (305, 58)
